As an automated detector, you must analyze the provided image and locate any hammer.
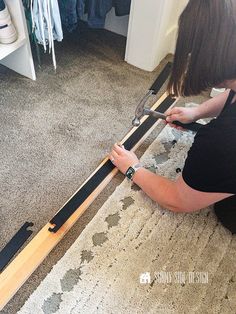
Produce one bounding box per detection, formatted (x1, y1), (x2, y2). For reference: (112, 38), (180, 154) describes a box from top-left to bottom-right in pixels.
(132, 66), (202, 133)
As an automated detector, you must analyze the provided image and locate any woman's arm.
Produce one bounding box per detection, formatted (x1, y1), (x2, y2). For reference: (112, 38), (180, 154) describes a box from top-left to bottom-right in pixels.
(194, 89), (230, 119)
(132, 168), (233, 212)
(165, 90), (230, 125)
(109, 144), (233, 213)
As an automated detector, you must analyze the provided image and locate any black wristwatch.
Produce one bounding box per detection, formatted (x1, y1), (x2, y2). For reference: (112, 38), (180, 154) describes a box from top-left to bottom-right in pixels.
(125, 163), (143, 181)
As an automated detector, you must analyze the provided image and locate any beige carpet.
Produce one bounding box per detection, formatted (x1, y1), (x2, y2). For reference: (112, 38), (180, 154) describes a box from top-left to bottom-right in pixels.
(18, 122), (236, 314)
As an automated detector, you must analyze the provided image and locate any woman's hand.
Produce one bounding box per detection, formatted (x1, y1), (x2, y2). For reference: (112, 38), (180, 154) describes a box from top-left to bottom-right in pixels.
(165, 106), (199, 130)
(109, 143), (140, 174)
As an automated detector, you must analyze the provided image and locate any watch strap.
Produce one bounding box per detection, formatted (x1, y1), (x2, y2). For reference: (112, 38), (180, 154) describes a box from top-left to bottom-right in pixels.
(125, 163), (143, 181)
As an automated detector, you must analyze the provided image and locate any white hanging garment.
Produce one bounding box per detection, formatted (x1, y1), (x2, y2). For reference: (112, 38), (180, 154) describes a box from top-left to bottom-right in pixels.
(31, 0), (63, 69)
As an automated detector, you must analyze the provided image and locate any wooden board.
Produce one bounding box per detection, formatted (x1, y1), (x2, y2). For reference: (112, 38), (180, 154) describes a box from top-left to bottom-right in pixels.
(0, 92), (177, 310)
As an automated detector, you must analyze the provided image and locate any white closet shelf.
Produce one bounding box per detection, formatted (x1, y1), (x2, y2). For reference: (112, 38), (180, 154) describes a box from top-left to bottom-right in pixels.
(0, 0), (36, 79)
(0, 35), (27, 61)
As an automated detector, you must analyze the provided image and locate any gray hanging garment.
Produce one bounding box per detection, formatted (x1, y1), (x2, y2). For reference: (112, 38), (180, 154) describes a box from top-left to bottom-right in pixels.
(31, 0), (63, 69)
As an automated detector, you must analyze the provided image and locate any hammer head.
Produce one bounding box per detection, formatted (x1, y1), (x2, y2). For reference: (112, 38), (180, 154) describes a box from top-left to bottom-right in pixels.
(132, 90), (153, 127)
(132, 100), (146, 126)
(132, 117), (141, 127)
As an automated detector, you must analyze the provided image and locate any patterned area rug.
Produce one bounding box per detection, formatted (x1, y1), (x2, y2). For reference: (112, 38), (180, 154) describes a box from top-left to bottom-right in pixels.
(18, 124), (236, 314)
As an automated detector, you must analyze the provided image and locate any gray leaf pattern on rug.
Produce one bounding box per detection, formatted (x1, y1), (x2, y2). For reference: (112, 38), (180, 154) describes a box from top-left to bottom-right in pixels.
(121, 196), (135, 210)
(105, 212), (121, 229)
(42, 293), (63, 314)
(18, 125), (236, 314)
(80, 250), (94, 263)
(92, 232), (108, 247)
(60, 268), (82, 292)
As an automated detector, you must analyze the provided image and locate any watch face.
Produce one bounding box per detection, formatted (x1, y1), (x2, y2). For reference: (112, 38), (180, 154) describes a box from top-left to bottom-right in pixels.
(126, 167), (135, 179)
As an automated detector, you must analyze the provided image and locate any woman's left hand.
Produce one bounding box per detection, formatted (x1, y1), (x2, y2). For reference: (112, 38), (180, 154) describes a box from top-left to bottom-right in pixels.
(109, 143), (140, 174)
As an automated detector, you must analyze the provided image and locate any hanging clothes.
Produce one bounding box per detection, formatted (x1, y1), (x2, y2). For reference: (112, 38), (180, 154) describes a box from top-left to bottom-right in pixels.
(59, 0), (131, 32)
(87, 0), (112, 29)
(113, 0), (131, 17)
(31, 0), (63, 69)
(59, 0), (112, 31)
(0, 0), (5, 10)
(58, 0), (83, 33)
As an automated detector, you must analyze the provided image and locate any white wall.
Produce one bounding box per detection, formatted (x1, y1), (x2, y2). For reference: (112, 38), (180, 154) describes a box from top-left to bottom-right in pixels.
(104, 8), (129, 37)
(125, 0), (188, 71)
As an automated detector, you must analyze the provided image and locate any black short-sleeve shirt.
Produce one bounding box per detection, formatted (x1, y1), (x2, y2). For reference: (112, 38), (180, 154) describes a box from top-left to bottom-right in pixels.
(182, 90), (236, 194)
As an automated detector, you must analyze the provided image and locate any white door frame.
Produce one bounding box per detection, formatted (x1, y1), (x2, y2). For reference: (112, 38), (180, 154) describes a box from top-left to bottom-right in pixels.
(125, 0), (188, 71)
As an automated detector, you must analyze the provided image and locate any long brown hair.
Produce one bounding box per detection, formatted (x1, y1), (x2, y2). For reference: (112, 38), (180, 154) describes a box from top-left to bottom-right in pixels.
(168, 0), (236, 97)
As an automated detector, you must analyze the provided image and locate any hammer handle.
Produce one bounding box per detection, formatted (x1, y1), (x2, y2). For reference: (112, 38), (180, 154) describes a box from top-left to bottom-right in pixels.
(145, 109), (202, 132)
(172, 120), (202, 132)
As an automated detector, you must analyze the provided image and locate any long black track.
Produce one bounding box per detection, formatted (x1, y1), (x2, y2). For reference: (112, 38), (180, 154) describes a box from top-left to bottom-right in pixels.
(49, 66), (203, 233)
(49, 97), (203, 233)
(0, 222), (34, 272)
(49, 64), (175, 233)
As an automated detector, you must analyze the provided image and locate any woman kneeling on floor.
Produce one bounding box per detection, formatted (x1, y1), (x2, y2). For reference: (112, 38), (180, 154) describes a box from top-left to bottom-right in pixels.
(109, 0), (236, 234)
